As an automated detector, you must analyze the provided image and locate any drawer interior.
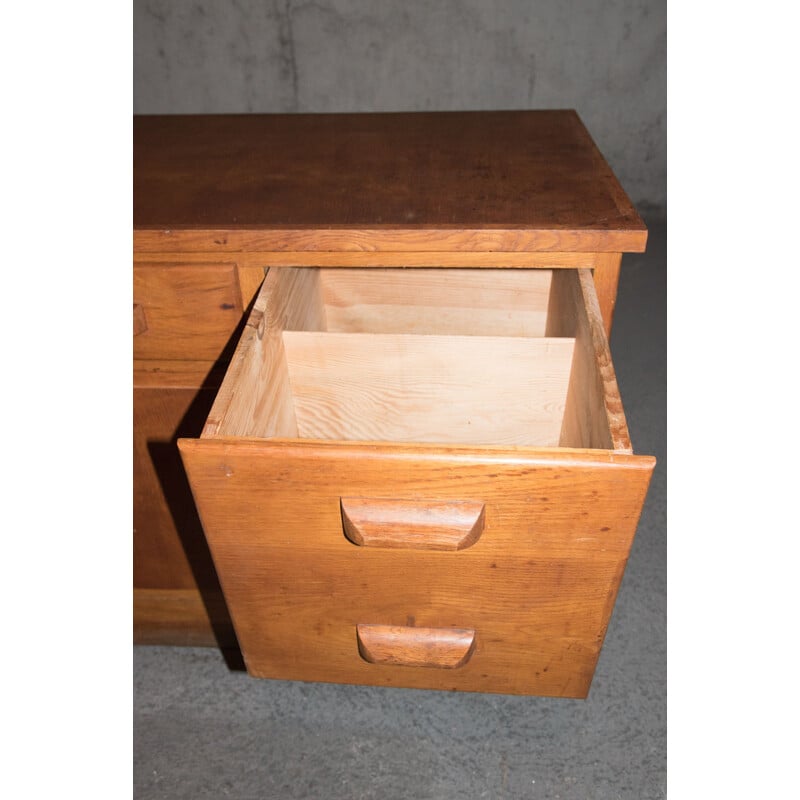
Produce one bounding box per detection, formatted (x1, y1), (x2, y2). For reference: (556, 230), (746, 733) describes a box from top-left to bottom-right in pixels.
(203, 268), (632, 452)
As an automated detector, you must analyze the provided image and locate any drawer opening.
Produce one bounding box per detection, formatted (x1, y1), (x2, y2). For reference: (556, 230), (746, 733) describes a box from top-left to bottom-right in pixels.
(202, 267), (632, 452)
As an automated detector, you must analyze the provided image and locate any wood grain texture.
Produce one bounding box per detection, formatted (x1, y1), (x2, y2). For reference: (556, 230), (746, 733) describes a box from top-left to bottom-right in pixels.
(283, 331), (574, 446)
(133, 382), (242, 647)
(546, 269), (632, 452)
(132, 264), (264, 646)
(133, 360), (228, 390)
(341, 497), (485, 551)
(133, 386), (219, 590)
(210, 266), (623, 451)
(201, 267), (326, 438)
(320, 268), (552, 337)
(134, 110), (652, 667)
(134, 250), (602, 269)
(235, 266), (267, 314)
(178, 438), (654, 696)
(592, 253), (623, 337)
(356, 624), (477, 668)
(133, 303), (148, 336)
(134, 228), (645, 255)
(133, 263), (243, 361)
(133, 588), (237, 648)
(175, 266), (646, 691)
(134, 111), (646, 254)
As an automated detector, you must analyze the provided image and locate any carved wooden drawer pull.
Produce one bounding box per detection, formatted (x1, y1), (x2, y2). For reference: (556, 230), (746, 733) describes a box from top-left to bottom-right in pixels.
(356, 624), (477, 669)
(340, 497), (485, 551)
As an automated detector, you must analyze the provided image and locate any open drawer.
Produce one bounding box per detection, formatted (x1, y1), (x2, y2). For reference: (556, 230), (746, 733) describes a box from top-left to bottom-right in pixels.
(178, 267), (655, 697)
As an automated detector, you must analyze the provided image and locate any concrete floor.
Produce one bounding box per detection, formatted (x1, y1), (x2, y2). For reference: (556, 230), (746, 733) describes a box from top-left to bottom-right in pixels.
(133, 215), (667, 799)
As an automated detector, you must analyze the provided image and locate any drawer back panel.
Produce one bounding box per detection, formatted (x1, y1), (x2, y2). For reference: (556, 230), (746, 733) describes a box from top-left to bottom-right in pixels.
(283, 331), (574, 445)
(320, 268), (553, 336)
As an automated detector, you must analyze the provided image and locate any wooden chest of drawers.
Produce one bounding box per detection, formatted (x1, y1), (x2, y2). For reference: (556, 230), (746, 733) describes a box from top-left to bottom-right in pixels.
(134, 110), (654, 696)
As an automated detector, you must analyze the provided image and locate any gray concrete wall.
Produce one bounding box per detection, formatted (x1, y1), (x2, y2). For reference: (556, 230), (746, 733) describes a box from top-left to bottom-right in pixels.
(134, 0), (666, 211)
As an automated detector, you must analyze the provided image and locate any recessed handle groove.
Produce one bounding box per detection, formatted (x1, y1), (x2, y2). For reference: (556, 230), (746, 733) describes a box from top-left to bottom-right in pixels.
(356, 624), (476, 669)
(341, 497), (485, 551)
(133, 303), (148, 336)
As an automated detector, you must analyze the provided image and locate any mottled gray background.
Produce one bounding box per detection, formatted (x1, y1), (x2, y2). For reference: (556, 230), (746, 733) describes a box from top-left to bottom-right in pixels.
(133, 0), (666, 212)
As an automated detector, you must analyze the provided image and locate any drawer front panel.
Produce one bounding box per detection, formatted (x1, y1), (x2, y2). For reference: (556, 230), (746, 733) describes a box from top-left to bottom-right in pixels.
(133, 263), (243, 361)
(179, 439), (653, 697)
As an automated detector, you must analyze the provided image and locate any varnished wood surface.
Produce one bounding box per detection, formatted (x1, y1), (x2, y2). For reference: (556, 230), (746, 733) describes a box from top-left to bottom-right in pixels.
(134, 111), (646, 253)
(133, 112), (649, 661)
(132, 268), (264, 646)
(133, 303), (148, 336)
(177, 257), (654, 694)
(133, 588), (237, 648)
(134, 227), (642, 255)
(340, 497), (486, 551)
(133, 250), (601, 269)
(179, 439), (654, 696)
(356, 624), (477, 669)
(133, 385), (220, 590)
(592, 253), (623, 339)
(133, 263), (243, 361)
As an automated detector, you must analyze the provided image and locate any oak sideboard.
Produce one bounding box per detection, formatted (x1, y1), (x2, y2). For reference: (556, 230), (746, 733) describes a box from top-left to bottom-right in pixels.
(133, 110), (654, 697)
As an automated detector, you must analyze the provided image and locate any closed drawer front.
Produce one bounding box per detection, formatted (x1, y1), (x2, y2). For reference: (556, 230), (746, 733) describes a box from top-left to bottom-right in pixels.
(179, 266), (655, 697)
(133, 263), (243, 361)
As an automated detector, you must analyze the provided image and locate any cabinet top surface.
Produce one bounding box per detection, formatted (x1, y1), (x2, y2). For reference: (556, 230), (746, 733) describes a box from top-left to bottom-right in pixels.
(134, 110), (645, 252)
